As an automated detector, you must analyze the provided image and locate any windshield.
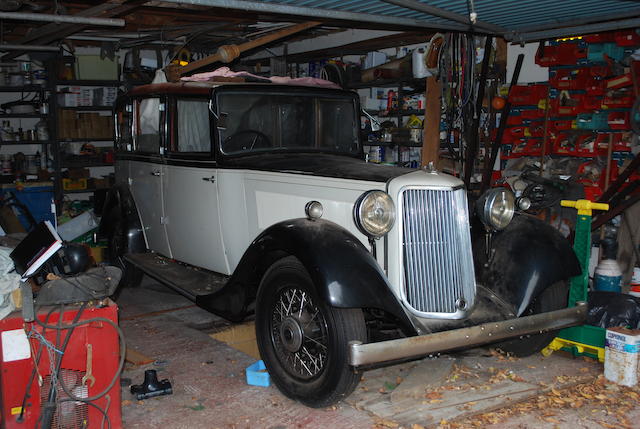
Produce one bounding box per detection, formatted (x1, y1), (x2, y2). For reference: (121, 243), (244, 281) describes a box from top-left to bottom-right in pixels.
(217, 91), (360, 156)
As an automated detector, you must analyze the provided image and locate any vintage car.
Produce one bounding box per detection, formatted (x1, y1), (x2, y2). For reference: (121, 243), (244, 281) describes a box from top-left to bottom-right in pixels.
(100, 81), (586, 407)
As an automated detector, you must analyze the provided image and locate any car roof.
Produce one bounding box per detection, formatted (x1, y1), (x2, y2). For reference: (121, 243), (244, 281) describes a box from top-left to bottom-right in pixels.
(127, 80), (346, 97)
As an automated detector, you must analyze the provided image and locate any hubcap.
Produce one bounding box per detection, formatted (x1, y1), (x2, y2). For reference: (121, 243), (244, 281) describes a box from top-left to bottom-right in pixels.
(270, 287), (328, 380)
(280, 317), (304, 353)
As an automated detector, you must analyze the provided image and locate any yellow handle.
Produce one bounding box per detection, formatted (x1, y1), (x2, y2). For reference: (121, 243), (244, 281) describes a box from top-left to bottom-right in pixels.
(561, 199), (609, 216)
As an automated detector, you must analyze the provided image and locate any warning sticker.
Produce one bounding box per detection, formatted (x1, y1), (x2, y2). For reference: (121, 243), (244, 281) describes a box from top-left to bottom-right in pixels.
(1, 329), (31, 362)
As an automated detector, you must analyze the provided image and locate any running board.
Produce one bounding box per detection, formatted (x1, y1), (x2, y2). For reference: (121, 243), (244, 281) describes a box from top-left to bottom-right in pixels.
(124, 253), (228, 301)
(124, 253), (247, 322)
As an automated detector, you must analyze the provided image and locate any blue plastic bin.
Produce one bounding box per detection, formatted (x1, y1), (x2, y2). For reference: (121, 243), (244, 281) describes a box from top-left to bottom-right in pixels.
(1, 183), (55, 231)
(245, 360), (270, 387)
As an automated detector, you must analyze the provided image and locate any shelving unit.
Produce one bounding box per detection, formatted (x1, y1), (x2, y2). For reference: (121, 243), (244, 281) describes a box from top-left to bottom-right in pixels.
(49, 70), (119, 204)
(351, 78), (426, 167)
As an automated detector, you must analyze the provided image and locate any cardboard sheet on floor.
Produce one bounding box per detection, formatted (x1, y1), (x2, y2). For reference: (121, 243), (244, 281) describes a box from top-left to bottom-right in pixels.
(210, 321), (260, 359)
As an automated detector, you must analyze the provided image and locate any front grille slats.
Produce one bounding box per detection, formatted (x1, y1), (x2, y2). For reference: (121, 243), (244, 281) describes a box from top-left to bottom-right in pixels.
(401, 188), (475, 315)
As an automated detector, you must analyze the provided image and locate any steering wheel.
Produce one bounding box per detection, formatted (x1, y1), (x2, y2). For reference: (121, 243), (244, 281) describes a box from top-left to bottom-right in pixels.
(223, 129), (271, 152)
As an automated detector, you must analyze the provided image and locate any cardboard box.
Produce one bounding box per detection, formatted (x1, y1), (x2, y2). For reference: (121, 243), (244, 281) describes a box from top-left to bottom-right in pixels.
(605, 327), (640, 386)
(74, 55), (119, 80)
(68, 168), (90, 179)
(62, 178), (88, 191)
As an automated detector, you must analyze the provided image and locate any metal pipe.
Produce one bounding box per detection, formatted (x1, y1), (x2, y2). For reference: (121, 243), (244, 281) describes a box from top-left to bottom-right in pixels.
(380, 0), (506, 34)
(464, 35), (492, 189)
(349, 301), (587, 367)
(0, 43), (59, 52)
(0, 12), (125, 27)
(480, 53), (524, 193)
(161, 0), (469, 32)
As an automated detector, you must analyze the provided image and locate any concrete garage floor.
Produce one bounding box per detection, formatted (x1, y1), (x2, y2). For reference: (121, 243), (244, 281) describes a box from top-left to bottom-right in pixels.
(116, 277), (640, 429)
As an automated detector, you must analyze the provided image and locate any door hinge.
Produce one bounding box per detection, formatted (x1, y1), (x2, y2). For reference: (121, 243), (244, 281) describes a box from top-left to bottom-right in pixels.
(160, 216), (169, 225)
(128, 178), (133, 186)
(202, 176), (215, 183)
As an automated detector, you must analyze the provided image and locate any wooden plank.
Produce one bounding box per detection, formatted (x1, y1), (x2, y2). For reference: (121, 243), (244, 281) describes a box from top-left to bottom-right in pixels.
(421, 76), (441, 167)
(125, 347), (154, 366)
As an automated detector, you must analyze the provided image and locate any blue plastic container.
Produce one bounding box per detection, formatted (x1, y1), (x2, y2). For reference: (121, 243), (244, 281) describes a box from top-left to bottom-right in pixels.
(594, 259), (622, 293)
(1, 184), (54, 231)
(245, 360), (270, 387)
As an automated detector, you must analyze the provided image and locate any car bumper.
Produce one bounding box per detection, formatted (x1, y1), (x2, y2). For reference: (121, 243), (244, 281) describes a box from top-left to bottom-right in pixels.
(349, 302), (587, 367)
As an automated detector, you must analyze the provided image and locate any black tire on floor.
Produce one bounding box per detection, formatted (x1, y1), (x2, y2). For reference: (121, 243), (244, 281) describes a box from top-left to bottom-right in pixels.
(494, 281), (568, 357)
(107, 209), (143, 288)
(255, 256), (366, 408)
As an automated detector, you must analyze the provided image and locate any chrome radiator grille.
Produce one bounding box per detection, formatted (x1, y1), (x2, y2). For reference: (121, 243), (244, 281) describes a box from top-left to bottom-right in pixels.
(400, 187), (475, 315)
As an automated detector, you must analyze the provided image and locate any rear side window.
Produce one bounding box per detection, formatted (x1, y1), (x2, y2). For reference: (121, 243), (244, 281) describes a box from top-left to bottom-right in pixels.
(174, 99), (210, 153)
(133, 97), (163, 154)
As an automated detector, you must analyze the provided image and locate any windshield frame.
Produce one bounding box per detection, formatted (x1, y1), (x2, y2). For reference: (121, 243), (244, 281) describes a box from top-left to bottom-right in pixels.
(211, 85), (363, 160)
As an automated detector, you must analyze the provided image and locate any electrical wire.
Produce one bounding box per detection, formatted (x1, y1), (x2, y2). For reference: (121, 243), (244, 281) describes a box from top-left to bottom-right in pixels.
(34, 315), (126, 404)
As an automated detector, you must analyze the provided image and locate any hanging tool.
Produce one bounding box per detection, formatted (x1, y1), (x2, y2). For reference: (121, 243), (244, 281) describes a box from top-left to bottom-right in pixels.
(164, 21), (320, 82)
(82, 343), (95, 387)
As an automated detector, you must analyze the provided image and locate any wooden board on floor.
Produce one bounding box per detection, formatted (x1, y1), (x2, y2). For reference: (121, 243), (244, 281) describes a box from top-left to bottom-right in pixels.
(125, 347), (154, 366)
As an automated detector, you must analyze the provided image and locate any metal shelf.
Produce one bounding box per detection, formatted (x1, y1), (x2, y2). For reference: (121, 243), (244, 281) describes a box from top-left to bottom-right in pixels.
(56, 80), (121, 86)
(61, 161), (113, 168)
(364, 141), (423, 147)
(0, 140), (51, 145)
(63, 187), (109, 194)
(0, 85), (47, 92)
(60, 106), (113, 111)
(347, 78), (425, 89)
(58, 138), (113, 142)
(365, 109), (424, 117)
(0, 114), (46, 118)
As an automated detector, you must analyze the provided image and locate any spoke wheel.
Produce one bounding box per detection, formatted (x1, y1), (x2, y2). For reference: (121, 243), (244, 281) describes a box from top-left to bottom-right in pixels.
(271, 287), (328, 380)
(256, 256), (366, 407)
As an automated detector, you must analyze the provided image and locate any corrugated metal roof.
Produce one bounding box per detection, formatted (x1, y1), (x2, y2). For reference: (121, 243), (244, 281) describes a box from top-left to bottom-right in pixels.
(164, 0), (640, 41)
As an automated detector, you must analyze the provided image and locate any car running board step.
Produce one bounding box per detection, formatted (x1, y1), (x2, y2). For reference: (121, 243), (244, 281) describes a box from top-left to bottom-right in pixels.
(124, 253), (228, 301)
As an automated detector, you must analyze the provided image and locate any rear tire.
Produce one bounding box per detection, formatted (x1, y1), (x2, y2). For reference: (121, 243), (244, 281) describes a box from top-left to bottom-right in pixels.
(255, 256), (366, 407)
(107, 209), (143, 288)
(494, 281), (568, 356)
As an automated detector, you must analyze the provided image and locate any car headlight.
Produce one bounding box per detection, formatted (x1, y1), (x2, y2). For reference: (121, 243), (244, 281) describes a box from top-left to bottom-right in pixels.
(354, 190), (395, 238)
(477, 188), (515, 231)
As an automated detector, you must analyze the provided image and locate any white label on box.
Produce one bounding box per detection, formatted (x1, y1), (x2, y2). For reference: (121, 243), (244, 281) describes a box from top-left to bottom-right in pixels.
(2, 329), (31, 362)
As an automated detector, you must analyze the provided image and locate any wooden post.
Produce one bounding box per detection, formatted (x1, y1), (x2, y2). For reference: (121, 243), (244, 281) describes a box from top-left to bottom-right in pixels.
(421, 75), (441, 167)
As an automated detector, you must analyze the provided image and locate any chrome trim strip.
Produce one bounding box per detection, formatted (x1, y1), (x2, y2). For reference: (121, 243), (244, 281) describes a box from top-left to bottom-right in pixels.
(349, 302), (587, 367)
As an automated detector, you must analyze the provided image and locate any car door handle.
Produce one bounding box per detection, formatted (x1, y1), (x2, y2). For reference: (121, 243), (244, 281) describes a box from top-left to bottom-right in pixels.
(202, 176), (215, 182)
(150, 171), (161, 176)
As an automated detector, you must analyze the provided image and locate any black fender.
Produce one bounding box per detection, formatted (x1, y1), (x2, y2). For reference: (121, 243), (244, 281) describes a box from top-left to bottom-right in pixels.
(98, 184), (146, 254)
(196, 218), (415, 331)
(472, 214), (580, 316)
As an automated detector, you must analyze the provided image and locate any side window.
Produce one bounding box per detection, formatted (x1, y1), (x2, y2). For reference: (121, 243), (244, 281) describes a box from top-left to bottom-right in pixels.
(115, 103), (133, 152)
(174, 98), (210, 153)
(133, 97), (163, 154)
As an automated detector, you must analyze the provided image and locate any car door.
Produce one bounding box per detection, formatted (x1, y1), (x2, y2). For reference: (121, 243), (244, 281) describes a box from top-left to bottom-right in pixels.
(129, 96), (172, 257)
(162, 96), (229, 274)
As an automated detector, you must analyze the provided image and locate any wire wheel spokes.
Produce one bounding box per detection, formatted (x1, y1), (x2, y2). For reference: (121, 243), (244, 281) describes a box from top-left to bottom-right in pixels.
(271, 287), (329, 380)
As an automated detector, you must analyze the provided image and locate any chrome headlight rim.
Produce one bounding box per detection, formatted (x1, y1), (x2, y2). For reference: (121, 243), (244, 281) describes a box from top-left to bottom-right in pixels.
(478, 188), (515, 231)
(353, 190), (396, 239)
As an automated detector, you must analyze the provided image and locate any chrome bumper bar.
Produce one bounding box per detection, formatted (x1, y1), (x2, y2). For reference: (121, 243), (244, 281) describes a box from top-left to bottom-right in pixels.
(349, 302), (587, 367)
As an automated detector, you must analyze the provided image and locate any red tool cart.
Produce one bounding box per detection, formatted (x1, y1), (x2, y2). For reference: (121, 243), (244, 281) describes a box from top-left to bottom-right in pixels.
(0, 301), (122, 429)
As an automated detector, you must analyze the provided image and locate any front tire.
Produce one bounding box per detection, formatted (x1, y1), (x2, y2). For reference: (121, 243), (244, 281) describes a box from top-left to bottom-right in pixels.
(494, 281), (568, 356)
(255, 256), (366, 407)
(106, 208), (143, 288)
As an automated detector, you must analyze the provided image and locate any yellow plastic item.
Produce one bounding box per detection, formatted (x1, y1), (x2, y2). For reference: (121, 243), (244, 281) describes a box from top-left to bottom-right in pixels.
(560, 199), (609, 216)
(542, 337), (605, 362)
